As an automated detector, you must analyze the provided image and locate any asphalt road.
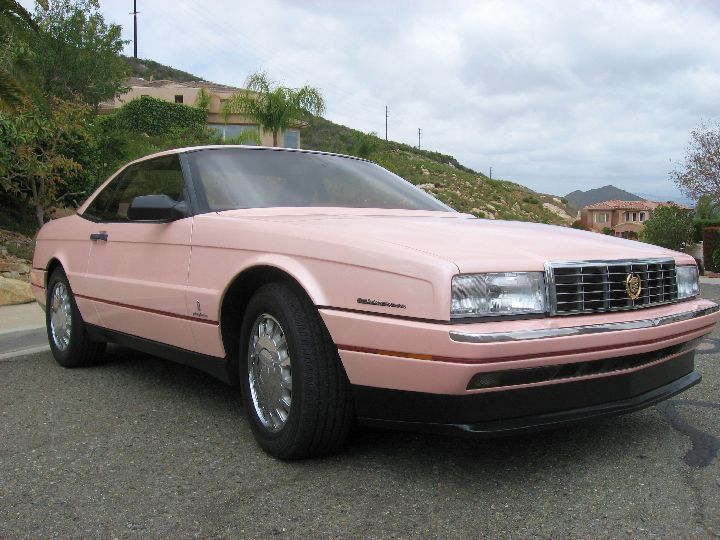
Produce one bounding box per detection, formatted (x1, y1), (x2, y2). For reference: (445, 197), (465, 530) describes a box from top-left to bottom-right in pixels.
(1, 287), (720, 538)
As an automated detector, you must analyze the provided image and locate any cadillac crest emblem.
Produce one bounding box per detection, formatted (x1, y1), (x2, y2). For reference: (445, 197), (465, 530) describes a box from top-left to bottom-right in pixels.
(625, 273), (642, 300)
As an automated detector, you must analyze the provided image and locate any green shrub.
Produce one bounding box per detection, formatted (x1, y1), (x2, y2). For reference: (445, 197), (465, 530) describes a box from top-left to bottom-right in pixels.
(693, 219), (720, 243)
(107, 96), (207, 136)
(641, 204), (694, 251)
(703, 227), (720, 271)
(602, 227), (614, 235)
(571, 219), (587, 230)
(712, 250), (720, 274)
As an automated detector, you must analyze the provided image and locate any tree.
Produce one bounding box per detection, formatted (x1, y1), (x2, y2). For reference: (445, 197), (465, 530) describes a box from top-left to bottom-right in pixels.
(694, 194), (720, 220)
(671, 122), (720, 202)
(347, 130), (379, 158)
(32, 0), (127, 108)
(224, 71), (325, 147)
(0, 99), (97, 227)
(0, 0), (46, 110)
(640, 204), (694, 251)
(194, 87), (210, 111)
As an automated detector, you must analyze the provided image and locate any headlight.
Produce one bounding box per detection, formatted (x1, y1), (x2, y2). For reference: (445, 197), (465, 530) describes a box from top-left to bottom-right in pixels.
(451, 272), (546, 318)
(676, 265), (699, 299)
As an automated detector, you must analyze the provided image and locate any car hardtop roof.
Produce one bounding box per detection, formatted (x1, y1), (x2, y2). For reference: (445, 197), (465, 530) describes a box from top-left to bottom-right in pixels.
(125, 145), (373, 167)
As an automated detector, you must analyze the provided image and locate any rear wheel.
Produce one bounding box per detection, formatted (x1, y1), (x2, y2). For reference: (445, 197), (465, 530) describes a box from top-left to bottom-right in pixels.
(46, 269), (106, 367)
(239, 282), (354, 460)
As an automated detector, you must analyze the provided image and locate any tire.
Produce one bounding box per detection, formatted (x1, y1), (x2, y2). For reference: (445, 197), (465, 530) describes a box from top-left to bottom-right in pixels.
(46, 268), (106, 368)
(239, 282), (354, 460)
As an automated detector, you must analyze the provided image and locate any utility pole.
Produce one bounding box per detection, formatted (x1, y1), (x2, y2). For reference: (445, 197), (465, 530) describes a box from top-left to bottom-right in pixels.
(418, 128), (421, 150)
(131, 0), (139, 58)
(489, 166), (492, 180)
(385, 106), (388, 141)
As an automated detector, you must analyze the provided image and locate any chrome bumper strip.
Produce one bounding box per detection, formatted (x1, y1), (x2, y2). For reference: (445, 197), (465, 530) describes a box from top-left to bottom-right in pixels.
(448, 304), (720, 344)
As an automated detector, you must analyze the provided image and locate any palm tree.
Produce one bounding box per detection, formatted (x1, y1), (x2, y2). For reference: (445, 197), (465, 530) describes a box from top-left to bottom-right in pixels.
(0, 0), (45, 110)
(224, 71), (325, 147)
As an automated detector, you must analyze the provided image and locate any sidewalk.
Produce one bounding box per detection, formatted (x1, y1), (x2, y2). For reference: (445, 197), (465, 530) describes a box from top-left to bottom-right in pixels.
(0, 302), (45, 335)
(0, 302), (47, 360)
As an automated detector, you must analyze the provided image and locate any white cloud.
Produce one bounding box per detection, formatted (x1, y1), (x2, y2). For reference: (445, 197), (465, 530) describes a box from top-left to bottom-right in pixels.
(80, 1), (720, 197)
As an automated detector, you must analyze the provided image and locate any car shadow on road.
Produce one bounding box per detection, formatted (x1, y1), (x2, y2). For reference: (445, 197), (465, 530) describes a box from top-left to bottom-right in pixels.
(92, 345), (685, 476)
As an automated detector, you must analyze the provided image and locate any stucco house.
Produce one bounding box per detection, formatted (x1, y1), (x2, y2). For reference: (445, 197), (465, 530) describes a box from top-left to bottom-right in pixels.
(580, 199), (667, 239)
(99, 78), (303, 148)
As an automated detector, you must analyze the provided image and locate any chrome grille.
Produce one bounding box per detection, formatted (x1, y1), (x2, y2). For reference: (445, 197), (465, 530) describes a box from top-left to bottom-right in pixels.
(547, 259), (678, 315)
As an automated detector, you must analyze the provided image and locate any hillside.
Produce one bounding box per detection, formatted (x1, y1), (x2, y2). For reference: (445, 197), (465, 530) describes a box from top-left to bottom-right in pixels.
(113, 60), (574, 225)
(123, 57), (206, 83)
(565, 185), (643, 210)
(302, 117), (574, 224)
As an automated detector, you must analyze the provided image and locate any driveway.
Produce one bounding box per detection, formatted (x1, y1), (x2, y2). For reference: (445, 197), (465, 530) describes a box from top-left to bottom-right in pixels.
(1, 286), (720, 538)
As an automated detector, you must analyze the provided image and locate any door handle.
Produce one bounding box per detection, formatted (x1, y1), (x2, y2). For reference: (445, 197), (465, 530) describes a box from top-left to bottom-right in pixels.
(90, 232), (108, 241)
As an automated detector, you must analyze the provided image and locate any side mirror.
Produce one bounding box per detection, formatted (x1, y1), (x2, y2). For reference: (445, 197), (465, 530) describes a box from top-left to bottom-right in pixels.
(127, 194), (188, 222)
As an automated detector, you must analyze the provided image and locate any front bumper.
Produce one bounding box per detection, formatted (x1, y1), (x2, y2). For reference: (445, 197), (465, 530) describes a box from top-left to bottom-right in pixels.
(354, 349), (699, 436)
(321, 299), (719, 395)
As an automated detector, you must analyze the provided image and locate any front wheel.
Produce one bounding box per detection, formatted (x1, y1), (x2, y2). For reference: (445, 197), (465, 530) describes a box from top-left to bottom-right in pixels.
(239, 283), (354, 460)
(46, 269), (106, 368)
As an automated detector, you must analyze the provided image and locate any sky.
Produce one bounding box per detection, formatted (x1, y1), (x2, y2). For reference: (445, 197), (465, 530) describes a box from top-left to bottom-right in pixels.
(47, 1), (720, 199)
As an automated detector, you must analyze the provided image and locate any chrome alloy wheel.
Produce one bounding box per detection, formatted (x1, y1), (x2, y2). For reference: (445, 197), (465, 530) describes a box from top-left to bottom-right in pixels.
(49, 282), (72, 351)
(248, 314), (293, 432)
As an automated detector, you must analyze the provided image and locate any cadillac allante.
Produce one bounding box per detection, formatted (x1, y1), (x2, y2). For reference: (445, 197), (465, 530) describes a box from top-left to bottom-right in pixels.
(31, 146), (720, 459)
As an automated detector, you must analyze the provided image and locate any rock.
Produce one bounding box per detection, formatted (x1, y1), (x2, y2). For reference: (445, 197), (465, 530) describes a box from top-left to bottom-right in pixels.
(0, 262), (29, 274)
(0, 276), (34, 306)
(416, 183), (435, 190)
(542, 202), (574, 222)
(420, 167), (430, 176)
(1, 271), (20, 280)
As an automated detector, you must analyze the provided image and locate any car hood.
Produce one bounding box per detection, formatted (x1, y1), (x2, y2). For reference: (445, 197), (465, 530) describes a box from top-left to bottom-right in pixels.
(215, 208), (692, 273)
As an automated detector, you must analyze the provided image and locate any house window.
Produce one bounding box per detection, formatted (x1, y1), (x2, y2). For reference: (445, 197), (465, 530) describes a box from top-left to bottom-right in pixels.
(639, 212), (645, 222)
(174, 95), (184, 104)
(595, 212), (609, 223)
(207, 123), (259, 144)
(283, 130), (300, 149)
(624, 212), (639, 222)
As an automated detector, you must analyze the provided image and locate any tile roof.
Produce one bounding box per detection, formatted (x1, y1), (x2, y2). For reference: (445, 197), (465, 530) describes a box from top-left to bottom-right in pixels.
(583, 199), (660, 210)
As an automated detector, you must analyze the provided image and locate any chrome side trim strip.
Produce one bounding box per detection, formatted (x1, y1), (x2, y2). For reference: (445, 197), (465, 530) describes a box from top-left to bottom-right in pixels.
(449, 304), (720, 344)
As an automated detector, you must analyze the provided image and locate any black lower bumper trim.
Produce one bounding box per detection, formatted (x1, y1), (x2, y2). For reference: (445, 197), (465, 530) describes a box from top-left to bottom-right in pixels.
(354, 350), (699, 437)
(359, 371), (700, 437)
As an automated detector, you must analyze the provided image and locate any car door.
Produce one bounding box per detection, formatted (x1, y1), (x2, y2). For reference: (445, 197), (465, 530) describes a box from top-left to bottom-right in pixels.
(82, 154), (196, 351)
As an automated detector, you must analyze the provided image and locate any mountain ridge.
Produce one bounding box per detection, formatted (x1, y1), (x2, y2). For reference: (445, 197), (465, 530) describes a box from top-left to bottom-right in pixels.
(565, 185), (643, 210)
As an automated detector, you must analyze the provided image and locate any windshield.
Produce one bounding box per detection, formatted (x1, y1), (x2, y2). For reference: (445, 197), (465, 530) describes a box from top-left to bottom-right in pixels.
(187, 148), (454, 212)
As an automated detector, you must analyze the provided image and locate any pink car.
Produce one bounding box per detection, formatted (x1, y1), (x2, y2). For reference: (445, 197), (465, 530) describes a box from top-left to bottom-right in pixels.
(31, 146), (719, 459)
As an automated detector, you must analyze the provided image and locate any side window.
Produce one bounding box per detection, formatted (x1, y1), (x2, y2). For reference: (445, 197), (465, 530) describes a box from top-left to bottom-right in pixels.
(84, 155), (187, 222)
